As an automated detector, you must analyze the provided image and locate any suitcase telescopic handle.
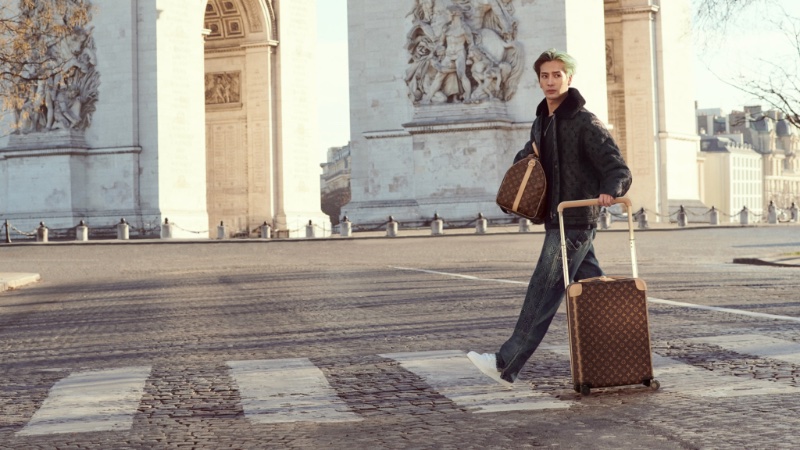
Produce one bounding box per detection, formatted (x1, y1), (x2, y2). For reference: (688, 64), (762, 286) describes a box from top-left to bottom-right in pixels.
(557, 197), (638, 289)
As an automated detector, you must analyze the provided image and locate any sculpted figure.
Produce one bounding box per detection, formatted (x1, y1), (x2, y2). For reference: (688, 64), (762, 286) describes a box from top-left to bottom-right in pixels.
(474, 0), (517, 40)
(12, 22), (99, 133)
(405, 35), (437, 103)
(466, 45), (497, 102)
(421, 5), (474, 104)
(404, 0), (524, 105)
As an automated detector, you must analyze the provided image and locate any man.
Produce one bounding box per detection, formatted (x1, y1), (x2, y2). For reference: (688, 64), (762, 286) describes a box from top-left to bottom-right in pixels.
(468, 49), (632, 386)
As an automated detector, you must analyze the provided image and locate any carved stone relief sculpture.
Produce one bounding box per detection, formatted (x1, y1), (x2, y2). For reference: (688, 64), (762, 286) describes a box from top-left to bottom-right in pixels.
(405, 0), (523, 105)
(10, 9), (100, 135)
(205, 72), (242, 105)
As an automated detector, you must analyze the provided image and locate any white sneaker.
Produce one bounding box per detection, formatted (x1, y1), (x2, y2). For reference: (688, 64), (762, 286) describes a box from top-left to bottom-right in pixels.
(467, 351), (513, 387)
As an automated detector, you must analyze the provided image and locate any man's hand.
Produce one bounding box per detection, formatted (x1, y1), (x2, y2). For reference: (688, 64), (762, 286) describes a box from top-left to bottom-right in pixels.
(598, 194), (614, 207)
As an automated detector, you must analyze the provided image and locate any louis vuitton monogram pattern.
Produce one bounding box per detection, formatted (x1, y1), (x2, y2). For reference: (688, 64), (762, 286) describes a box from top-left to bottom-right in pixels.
(566, 278), (653, 389)
(496, 155), (547, 223)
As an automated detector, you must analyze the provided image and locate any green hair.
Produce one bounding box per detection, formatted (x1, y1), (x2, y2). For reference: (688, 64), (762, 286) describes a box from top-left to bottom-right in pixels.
(533, 49), (577, 77)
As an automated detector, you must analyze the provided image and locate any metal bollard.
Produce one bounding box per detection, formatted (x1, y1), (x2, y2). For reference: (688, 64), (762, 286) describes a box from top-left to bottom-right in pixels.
(217, 221), (226, 239)
(4, 219), (10, 243)
(117, 218), (130, 240)
(431, 213), (444, 236)
(791, 203), (798, 222)
(635, 208), (649, 229)
(306, 220), (316, 238)
(709, 207), (719, 226)
(739, 207), (749, 225)
(599, 208), (611, 229)
(339, 217), (352, 237)
(161, 218), (173, 239)
(36, 222), (48, 242)
(767, 201), (777, 224)
(518, 218), (531, 233)
(475, 213), (488, 234)
(677, 205), (687, 227)
(260, 221), (272, 239)
(76, 220), (88, 241)
(386, 216), (398, 237)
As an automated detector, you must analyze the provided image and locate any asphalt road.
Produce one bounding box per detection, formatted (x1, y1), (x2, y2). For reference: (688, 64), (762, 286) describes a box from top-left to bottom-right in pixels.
(1, 225), (800, 449)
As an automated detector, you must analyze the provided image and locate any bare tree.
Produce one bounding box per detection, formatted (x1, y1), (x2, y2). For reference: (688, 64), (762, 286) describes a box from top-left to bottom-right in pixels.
(0, 0), (93, 132)
(693, 0), (800, 127)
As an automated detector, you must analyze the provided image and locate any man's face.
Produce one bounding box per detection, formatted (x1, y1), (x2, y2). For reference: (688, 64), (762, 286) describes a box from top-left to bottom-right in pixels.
(538, 60), (572, 101)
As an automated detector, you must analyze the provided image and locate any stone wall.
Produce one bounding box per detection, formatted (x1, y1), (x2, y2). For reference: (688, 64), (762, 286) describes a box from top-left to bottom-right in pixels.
(345, 0), (611, 226)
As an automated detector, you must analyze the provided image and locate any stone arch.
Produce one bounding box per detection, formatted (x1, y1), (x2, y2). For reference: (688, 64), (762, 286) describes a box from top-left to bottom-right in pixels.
(202, 0), (276, 41)
(203, 0), (278, 236)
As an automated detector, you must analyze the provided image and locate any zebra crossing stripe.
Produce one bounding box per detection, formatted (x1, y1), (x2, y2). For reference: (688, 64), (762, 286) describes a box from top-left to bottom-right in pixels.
(227, 358), (362, 424)
(380, 350), (570, 413)
(687, 334), (800, 365)
(16, 366), (151, 436)
(540, 345), (793, 397)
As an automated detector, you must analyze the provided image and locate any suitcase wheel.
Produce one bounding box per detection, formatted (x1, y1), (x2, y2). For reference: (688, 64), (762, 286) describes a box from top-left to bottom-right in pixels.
(580, 384), (591, 396)
(573, 384), (581, 393)
(643, 379), (660, 391)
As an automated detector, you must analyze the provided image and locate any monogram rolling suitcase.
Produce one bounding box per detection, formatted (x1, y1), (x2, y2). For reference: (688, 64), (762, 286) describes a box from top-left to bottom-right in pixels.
(558, 197), (659, 396)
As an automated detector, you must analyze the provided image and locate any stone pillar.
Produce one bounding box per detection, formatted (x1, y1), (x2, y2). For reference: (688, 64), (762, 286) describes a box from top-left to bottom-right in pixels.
(217, 221), (227, 239)
(386, 216), (398, 237)
(340, 217), (352, 237)
(36, 222), (48, 243)
(519, 218), (531, 233)
(767, 201), (777, 224)
(161, 218), (173, 239)
(790, 203), (798, 222)
(431, 214), (444, 236)
(635, 208), (649, 229)
(709, 207), (719, 226)
(306, 220), (316, 238)
(677, 206), (688, 227)
(260, 222), (272, 239)
(740, 207), (750, 225)
(605, 0), (703, 222)
(76, 221), (89, 241)
(475, 213), (488, 234)
(117, 219), (130, 240)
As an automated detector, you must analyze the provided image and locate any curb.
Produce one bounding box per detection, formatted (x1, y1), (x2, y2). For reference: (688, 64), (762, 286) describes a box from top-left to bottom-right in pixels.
(0, 273), (41, 292)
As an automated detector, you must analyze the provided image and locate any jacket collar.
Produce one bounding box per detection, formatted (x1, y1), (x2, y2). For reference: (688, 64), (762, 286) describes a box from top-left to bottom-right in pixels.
(535, 87), (586, 119)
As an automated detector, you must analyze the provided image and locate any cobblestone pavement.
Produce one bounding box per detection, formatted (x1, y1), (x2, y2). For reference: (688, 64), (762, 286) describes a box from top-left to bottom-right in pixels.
(1, 226), (800, 449)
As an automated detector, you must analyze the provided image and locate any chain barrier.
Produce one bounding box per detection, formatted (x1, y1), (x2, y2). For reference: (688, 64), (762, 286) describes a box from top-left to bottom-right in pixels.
(9, 223), (37, 237)
(1, 218), (165, 242)
(171, 223), (208, 234)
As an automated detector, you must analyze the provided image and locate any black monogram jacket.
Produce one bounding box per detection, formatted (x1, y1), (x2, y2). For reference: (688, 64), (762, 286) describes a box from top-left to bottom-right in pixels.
(514, 88), (632, 229)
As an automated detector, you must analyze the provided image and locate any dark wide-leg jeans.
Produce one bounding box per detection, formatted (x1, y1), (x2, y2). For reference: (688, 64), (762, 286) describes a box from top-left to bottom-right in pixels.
(498, 227), (602, 382)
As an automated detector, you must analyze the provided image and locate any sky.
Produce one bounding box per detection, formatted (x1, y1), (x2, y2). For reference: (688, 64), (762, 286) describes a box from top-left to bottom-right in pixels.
(315, 0), (800, 161)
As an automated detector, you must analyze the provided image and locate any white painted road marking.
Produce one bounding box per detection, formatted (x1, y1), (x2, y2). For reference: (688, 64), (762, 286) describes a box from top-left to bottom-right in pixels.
(381, 350), (570, 413)
(17, 366), (151, 436)
(227, 358), (362, 424)
(541, 344), (796, 398)
(688, 334), (800, 364)
(392, 266), (800, 323)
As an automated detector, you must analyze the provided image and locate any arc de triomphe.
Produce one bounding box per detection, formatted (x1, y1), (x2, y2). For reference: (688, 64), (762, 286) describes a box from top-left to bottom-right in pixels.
(0, 0), (328, 238)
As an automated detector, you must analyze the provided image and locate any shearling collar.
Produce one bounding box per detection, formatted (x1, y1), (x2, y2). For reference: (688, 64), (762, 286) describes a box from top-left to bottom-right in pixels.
(535, 87), (586, 119)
